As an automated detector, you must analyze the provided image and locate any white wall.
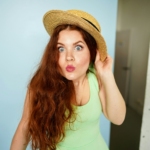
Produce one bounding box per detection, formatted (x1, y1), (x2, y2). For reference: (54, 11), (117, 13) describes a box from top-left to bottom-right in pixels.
(0, 0), (118, 149)
(117, 0), (150, 114)
(139, 43), (150, 150)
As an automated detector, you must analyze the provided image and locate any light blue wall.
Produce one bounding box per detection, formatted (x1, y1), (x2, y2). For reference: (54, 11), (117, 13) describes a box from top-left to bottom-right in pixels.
(0, 0), (118, 149)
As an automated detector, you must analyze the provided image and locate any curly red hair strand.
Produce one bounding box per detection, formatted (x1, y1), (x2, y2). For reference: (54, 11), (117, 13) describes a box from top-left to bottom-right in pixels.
(27, 25), (97, 150)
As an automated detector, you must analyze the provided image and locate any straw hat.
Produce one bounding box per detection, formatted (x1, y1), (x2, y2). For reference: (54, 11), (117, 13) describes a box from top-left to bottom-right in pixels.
(43, 9), (107, 61)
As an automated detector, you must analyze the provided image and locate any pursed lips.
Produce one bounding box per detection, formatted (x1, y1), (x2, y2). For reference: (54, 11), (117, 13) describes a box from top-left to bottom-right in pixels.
(66, 65), (75, 72)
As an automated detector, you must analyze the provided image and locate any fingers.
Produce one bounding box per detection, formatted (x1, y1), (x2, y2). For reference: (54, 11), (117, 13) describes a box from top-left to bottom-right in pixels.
(95, 50), (100, 63)
(95, 49), (113, 64)
(95, 50), (113, 68)
(105, 55), (113, 63)
(95, 50), (111, 62)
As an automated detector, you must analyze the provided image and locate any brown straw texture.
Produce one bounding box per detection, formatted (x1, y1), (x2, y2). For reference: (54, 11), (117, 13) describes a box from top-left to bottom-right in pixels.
(43, 10), (107, 61)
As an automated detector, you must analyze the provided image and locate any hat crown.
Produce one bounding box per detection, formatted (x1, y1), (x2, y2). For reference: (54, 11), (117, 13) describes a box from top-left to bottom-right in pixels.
(67, 10), (101, 32)
(43, 9), (107, 61)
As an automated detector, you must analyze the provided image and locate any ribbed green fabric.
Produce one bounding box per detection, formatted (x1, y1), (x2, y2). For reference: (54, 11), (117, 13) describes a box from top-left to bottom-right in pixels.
(56, 72), (109, 150)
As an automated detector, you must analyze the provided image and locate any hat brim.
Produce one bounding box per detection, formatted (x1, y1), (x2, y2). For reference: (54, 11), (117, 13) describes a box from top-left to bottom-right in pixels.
(43, 10), (107, 61)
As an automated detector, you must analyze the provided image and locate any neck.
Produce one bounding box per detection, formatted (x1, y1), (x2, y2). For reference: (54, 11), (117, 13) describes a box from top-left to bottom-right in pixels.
(73, 74), (87, 88)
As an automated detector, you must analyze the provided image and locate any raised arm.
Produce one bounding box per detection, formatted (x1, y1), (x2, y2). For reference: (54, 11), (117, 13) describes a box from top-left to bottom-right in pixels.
(95, 51), (126, 125)
(10, 89), (31, 150)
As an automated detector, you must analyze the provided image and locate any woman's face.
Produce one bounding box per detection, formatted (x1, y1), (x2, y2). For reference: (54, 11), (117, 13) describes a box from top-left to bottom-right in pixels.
(57, 29), (90, 82)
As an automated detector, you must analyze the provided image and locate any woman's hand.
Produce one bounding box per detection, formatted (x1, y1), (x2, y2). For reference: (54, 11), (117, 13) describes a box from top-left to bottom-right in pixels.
(94, 50), (114, 89)
(94, 50), (126, 125)
(94, 50), (113, 79)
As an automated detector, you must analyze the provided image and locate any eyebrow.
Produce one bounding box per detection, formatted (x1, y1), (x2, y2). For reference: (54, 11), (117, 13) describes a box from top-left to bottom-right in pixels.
(57, 40), (85, 45)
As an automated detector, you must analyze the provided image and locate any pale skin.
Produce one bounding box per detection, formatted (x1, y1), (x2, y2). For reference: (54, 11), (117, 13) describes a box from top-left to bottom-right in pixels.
(10, 29), (126, 149)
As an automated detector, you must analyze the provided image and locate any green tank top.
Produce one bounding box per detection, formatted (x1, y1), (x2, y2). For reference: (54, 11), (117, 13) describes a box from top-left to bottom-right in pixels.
(56, 72), (109, 150)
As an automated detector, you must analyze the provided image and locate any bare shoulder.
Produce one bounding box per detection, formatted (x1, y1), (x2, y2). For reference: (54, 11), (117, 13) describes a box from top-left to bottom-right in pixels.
(21, 89), (32, 121)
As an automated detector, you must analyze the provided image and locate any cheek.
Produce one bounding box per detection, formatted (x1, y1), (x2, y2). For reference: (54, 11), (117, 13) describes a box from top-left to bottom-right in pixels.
(58, 57), (63, 73)
(57, 57), (65, 76)
(58, 57), (61, 67)
(77, 55), (90, 67)
(58, 54), (64, 67)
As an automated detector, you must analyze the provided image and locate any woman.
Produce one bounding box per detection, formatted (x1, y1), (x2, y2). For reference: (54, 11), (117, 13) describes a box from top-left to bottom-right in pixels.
(10, 10), (126, 150)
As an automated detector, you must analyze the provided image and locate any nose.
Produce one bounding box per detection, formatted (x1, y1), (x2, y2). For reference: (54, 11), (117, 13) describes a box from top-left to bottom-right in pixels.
(66, 51), (74, 61)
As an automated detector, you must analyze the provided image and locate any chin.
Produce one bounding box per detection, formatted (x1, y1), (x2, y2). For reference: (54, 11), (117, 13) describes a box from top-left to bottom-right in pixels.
(64, 75), (76, 81)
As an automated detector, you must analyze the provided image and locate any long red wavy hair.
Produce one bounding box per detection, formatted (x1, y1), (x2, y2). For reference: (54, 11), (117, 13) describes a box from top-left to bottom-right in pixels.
(28, 25), (97, 150)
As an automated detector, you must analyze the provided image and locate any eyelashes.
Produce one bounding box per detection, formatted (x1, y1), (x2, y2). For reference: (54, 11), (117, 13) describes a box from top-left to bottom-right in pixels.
(75, 45), (83, 51)
(58, 47), (65, 52)
(57, 45), (83, 52)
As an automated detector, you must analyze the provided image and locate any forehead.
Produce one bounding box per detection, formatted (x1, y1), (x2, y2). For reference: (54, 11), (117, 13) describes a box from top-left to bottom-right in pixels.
(58, 29), (84, 42)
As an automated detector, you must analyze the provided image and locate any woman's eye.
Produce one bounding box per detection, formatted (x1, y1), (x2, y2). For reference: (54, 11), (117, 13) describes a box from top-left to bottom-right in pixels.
(75, 45), (82, 51)
(58, 47), (65, 52)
